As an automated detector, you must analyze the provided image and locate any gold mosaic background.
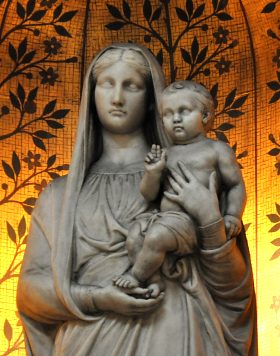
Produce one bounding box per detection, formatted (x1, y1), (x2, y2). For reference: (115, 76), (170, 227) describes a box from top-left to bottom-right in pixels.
(0, 0), (279, 354)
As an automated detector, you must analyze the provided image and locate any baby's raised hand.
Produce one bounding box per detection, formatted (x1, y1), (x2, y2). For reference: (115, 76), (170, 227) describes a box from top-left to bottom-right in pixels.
(145, 144), (166, 174)
(224, 214), (242, 239)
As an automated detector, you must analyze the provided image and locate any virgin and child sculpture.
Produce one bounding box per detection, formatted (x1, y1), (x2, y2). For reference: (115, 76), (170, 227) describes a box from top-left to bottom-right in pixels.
(17, 43), (257, 356)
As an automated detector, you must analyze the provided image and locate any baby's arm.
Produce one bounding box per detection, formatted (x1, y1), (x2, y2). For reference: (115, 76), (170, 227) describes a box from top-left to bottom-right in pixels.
(215, 141), (247, 236)
(140, 144), (166, 201)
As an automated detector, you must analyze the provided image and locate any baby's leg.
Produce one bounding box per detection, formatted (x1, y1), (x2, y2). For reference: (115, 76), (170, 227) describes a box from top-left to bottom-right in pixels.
(113, 222), (144, 289)
(132, 223), (178, 284)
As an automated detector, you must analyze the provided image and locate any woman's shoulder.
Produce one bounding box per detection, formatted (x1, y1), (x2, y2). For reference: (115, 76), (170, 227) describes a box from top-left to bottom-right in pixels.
(35, 175), (68, 210)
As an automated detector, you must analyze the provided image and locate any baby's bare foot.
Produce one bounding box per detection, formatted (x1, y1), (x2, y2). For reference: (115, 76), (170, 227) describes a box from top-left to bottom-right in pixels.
(147, 274), (165, 298)
(112, 273), (139, 289)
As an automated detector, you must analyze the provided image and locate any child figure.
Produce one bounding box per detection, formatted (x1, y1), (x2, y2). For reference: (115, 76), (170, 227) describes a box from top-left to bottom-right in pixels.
(113, 80), (246, 297)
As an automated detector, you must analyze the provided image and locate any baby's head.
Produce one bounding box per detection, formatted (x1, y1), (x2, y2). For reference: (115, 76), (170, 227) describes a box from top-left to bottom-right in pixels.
(160, 81), (215, 143)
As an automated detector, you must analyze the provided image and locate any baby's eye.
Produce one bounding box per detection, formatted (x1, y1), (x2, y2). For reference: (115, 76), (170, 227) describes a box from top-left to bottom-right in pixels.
(181, 108), (191, 115)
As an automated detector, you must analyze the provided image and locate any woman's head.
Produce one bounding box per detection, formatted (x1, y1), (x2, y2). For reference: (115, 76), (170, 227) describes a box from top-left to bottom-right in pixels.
(90, 47), (161, 155)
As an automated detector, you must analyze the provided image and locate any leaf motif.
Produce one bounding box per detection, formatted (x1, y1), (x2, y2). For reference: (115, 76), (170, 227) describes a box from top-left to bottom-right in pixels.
(21, 50), (36, 64)
(212, 0), (218, 11)
(22, 235), (28, 244)
(231, 143), (237, 152)
(269, 91), (280, 104)
(151, 6), (161, 21)
(123, 1), (131, 19)
(191, 36), (199, 62)
(29, 10), (47, 21)
(9, 90), (21, 110)
(261, 2), (276, 13)
(47, 154), (56, 168)
(46, 120), (64, 129)
(192, 4), (205, 19)
(54, 25), (72, 38)
(4, 319), (13, 341)
(106, 21), (126, 30)
(215, 130), (229, 143)
(268, 133), (277, 144)
(34, 130), (56, 139)
(266, 214), (280, 223)
(277, 71), (280, 83)
(237, 150), (248, 159)
(17, 83), (25, 104)
(107, 4), (123, 19)
(186, 0), (194, 17)
(26, 0), (35, 16)
(56, 164), (69, 171)
(175, 7), (189, 22)
(244, 223), (251, 232)
(216, 12), (233, 20)
(2, 160), (15, 180)
(16, 2), (26, 19)
(181, 48), (192, 64)
(8, 43), (17, 62)
(156, 49), (163, 66)
(24, 197), (37, 206)
(22, 204), (33, 215)
(18, 216), (26, 238)
(143, 0), (152, 21)
(51, 109), (69, 119)
(216, 123), (234, 131)
(197, 46), (208, 64)
(48, 172), (60, 179)
(32, 137), (46, 151)
(231, 94), (249, 109)
(271, 238), (280, 246)
(276, 203), (280, 216)
(217, 0), (228, 11)
(53, 3), (63, 19)
(226, 110), (244, 118)
(28, 87), (38, 101)
(43, 99), (57, 115)
(268, 223), (280, 232)
(210, 83), (219, 100)
(224, 88), (237, 108)
(267, 81), (280, 91)
(57, 10), (78, 22)
(18, 37), (27, 59)
(268, 148), (280, 156)
(270, 248), (280, 260)
(12, 151), (21, 176)
(7, 222), (17, 244)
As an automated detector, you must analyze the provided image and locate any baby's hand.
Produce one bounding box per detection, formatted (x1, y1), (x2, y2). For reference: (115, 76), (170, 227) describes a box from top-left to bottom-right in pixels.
(224, 214), (242, 239)
(145, 144), (166, 174)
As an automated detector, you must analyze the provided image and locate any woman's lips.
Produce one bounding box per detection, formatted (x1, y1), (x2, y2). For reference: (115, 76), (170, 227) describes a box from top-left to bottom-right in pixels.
(110, 109), (126, 115)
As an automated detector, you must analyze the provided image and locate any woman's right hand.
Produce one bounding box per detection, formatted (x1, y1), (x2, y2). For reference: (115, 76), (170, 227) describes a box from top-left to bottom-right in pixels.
(93, 285), (164, 317)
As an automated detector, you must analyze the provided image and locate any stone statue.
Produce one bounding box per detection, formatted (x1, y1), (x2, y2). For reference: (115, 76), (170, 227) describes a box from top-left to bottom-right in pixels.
(114, 80), (247, 298)
(17, 43), (257, 355)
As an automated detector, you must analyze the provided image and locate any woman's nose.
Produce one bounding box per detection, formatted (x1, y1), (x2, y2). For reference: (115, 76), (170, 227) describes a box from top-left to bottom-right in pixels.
(111, 85), (124, 106)
(173, 112), (182, 123)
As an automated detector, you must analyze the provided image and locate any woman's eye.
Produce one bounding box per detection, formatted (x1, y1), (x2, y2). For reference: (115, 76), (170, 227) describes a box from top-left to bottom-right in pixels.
(127, 83), (139, 90)
(98, 80), (113, 88)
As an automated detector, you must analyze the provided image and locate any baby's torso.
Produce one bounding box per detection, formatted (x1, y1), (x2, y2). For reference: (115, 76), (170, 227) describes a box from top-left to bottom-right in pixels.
(161, 140), (220, 212)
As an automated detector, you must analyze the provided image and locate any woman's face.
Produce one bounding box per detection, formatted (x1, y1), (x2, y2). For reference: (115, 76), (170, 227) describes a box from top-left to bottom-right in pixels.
(94, 61), (148, 135)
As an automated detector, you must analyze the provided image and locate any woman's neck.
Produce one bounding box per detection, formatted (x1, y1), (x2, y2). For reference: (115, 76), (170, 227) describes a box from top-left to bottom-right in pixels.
(99, 129), (149, 166)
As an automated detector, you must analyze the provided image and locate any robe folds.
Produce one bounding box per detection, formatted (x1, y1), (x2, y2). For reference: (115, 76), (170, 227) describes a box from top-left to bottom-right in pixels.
(17, 43), (257, 355)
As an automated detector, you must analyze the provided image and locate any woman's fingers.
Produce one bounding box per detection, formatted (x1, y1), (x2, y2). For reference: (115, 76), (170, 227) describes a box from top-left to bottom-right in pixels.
(156, 145), (161, 159)
(130, 292), (165, 312)
(164, 191), (179, 203)
(177, 161), (195, 182)
(169, 170), (185, 187)
(168, 176), (181, 193)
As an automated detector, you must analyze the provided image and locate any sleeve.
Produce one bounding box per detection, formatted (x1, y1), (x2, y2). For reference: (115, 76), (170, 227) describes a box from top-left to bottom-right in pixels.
(198, 220), (257, 354)
(17, 182), (78, 324)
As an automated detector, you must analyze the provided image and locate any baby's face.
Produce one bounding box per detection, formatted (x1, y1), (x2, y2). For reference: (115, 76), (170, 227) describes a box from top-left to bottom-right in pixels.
(161, 89), (205, 144)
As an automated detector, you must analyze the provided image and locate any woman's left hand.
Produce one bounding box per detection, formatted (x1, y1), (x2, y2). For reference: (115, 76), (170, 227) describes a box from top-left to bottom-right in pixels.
(164, 162), (221, 226)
